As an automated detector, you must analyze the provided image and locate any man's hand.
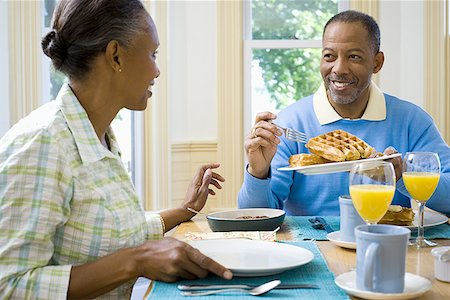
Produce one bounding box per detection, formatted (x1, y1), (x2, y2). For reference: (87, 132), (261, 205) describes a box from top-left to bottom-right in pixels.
(245, 112), (283, 178)
(384, 146), (402, 181)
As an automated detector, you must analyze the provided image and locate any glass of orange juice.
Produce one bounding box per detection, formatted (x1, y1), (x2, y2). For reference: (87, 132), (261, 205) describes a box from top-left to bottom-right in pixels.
(403, 152), (440, 248)
(350, 161), (396, 225)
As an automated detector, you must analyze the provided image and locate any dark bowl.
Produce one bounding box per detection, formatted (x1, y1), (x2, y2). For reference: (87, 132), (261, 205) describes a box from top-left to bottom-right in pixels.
(206, 208), (286, 232)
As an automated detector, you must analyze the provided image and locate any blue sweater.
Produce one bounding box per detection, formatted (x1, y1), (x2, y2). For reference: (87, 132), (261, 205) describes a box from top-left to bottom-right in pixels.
(238, 94), (450, 216)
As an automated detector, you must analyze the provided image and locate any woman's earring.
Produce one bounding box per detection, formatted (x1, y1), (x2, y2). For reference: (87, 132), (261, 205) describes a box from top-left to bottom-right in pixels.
(119, 68), (122, 72)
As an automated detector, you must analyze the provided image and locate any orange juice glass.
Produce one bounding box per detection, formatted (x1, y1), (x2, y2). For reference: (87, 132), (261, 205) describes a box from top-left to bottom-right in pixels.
(349, 161), (396, 225)
(402, 172), (440, 202)
(350, 184), (396, 224)
(403, 152), (441, 248)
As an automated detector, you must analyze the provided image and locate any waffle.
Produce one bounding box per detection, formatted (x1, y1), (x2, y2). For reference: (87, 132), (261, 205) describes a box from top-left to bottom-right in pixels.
(305, 130), (376, 162)
(379, 205), (415, 226)
(289, 153), (331, 167)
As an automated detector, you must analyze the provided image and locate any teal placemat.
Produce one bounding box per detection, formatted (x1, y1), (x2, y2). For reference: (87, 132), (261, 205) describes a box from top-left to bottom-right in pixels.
(284, 216), (450, 241)
(410, 223), (450, 239)
(285, 217), (340, 241)
(147, 242), (349, 299)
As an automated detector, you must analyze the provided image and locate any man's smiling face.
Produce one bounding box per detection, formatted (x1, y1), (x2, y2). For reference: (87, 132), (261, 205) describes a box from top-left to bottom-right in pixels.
(320, 21), (380, 105)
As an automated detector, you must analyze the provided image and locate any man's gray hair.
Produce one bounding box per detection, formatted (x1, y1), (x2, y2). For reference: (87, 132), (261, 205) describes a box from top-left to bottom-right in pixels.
(323, 10), (381, 54)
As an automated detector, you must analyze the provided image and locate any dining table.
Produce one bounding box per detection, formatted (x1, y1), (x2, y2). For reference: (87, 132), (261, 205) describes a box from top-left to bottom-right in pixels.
(144, 214), (450, 299)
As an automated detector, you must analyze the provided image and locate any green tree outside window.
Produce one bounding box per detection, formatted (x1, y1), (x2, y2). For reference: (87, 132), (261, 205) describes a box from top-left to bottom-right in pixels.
(252, 0), (338, 109)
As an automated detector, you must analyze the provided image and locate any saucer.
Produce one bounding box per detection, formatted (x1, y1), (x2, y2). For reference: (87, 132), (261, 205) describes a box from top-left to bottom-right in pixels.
(335, 271), (432, 300)
(326, 231), (356, 250)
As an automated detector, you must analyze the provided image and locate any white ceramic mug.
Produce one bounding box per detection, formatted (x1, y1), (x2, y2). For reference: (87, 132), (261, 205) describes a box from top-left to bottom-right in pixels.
(355, 224), (410, 293)
(339, 195), (365, 242)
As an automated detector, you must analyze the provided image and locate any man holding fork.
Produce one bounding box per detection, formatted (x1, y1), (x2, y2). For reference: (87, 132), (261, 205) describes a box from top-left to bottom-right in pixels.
(238, 10), (450, 216)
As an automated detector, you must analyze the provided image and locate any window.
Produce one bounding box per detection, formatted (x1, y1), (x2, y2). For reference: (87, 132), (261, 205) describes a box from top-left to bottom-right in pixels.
(244, 0), (348, 132)
(42, 0), (63, 102)
(41, 0), (135, 179)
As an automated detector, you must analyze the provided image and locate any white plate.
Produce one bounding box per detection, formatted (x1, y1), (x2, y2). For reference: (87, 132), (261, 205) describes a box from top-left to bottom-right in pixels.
(335, 271), (432, 300)
(189, 239), (314, 277)
(327, 231), (356, 250)
(278, 153), (402, 175)
(405, 209), (448, 230)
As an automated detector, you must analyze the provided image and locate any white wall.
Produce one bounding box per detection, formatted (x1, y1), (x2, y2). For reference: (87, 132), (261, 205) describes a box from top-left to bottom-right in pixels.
(167, 1), (425, 145)
(0, 1), (10, 137)
(168, 1), (217, 142)
(378, 0), (424, 107)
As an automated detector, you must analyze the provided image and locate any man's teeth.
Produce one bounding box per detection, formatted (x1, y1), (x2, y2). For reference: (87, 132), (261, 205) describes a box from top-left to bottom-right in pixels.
(333, 81), (351, 88)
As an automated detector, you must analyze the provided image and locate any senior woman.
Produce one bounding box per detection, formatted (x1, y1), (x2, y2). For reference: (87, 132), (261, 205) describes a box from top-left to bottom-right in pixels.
(0, 0), (231, 298)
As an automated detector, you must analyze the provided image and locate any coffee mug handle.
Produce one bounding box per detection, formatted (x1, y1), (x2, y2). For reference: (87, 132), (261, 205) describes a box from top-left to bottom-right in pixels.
(363, 242), (379, 290)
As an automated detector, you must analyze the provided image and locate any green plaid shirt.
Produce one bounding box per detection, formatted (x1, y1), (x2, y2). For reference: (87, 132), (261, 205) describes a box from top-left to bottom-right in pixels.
(0, 83), (163, 299)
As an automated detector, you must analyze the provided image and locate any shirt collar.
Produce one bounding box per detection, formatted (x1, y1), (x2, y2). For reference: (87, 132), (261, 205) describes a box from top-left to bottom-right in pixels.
(57, 83), (121, 164)
(313, 81), (386, 125)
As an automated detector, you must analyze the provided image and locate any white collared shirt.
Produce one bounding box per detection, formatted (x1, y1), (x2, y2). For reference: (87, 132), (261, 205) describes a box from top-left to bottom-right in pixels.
(0, 83), (164, 299)
(313, 81), (386, 125)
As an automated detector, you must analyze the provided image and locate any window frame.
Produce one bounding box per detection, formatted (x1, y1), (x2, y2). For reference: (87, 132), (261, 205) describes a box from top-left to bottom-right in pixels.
(243, 0), (349, 135)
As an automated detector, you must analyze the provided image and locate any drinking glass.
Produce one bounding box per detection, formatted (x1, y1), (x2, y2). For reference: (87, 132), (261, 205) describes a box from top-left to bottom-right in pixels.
(403, 152), (441, 248)
(349, 161), (396, 225)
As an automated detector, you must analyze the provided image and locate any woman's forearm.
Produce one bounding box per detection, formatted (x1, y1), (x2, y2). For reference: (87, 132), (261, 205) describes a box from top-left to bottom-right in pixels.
(68, 247), (138, 299)
(68, 207), (199, 298)
(159, 207), (195, 232)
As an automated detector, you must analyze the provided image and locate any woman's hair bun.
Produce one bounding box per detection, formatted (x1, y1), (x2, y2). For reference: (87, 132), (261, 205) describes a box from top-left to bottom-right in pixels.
(41, 0), (147, 80)
(41, 30), (67, 70)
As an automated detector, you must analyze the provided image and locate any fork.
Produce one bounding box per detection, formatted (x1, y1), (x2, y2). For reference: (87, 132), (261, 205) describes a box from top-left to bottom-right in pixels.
(178, 283), (319, 290)
(409, 238), (437, 247)
(272, 122), (308, 143)
(180, 280), (281, 296)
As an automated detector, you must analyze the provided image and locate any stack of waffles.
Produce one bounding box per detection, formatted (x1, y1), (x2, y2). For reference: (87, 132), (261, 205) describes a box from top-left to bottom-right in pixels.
(289, 129), (378, 167)
(288, 153), (330, 167)
(306, 130), (376, 162)
(379, 205), (415, 226)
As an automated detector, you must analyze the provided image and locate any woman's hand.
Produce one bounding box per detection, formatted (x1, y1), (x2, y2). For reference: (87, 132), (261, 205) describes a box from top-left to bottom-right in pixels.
(181, 163), (225, 213)
(68, 237), (233, 298)
(135, 237), (232, 282)
(159, 163), (225, 230)
(245, 112), (282, 178)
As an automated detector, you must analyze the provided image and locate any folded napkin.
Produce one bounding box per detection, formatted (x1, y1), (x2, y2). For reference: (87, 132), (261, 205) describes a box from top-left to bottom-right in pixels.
(184, 231), (277, 242)
(147, 242), (350, 299)
(285, 217), (340, 241)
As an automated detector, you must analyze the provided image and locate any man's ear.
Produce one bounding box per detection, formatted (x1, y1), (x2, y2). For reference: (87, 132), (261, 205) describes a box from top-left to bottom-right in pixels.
(105, 40), (123, 73)
(373, 51), (384, 74)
